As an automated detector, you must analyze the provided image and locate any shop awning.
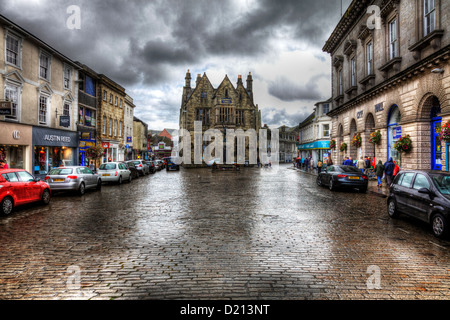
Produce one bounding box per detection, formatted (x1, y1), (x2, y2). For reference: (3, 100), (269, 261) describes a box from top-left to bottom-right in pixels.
(298, 140), (330, 150)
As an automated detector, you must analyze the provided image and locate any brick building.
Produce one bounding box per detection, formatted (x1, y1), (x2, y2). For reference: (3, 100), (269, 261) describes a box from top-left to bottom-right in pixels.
(323, 0), (450, 171)
(179, 70), (262, 167)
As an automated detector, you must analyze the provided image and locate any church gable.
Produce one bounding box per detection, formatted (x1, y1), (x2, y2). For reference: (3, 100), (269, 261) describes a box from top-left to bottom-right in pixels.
(214, 75), (238, 103)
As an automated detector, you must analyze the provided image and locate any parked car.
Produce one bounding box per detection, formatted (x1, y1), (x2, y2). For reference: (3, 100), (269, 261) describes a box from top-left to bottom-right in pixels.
(145, 161), (156, 174)
(316, 165), (368, 192)
(127, 160), (149, 176)
(98, 162), (132, 184)
(0, 169), (51, 216)
(165, 157), (180, 171)
(121, 162), (139, 179)
(156, 159), (165, 170)
(153, 160), (162, 171)
(387, 170), (450, 238)
(45, 166), (102, 195)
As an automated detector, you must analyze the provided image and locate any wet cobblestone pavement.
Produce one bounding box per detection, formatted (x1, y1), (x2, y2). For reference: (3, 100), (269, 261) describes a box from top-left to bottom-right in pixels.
(0, 164), (449, 300)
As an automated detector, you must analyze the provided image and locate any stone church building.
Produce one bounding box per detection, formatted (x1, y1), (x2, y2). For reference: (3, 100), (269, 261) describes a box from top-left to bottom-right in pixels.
(179, 70), (262, 167)
(323, 0), (450, 171)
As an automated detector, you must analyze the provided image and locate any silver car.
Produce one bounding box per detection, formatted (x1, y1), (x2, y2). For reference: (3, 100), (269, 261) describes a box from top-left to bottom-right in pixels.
(127, 160), (150, 176)
(45, 166), (101, 195)
(98, 162), (132, 184)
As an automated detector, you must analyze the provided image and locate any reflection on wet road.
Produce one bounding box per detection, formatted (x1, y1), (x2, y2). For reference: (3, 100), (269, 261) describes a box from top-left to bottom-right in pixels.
(0, 164), (449, 299)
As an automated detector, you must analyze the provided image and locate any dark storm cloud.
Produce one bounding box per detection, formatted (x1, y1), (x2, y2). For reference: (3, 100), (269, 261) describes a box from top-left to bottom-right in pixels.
(268, 74), (328, 102)
(1, 0), (341, 88)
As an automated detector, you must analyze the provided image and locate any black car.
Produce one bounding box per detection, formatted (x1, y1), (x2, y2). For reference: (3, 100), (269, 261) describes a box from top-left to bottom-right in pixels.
(387, 170), (450, 238)
(121, 161), (139, 179)
(317, 165), (368, 192)
(146, 161), (156, 174)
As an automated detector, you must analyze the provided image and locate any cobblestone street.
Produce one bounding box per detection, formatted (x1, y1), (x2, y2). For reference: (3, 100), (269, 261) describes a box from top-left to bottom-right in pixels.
(0, 164), (449, 300)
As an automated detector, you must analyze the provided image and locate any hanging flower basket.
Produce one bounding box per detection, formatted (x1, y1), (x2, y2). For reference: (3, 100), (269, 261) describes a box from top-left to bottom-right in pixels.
(440, 121), (450, 141)
(352, 133), (362, 148)
(394, 135), (412, 153)
(369, 130), (382, 145)
(86, 145), (104, 160)
(329, 140), (336, 149)
(340, 142), (347, 152)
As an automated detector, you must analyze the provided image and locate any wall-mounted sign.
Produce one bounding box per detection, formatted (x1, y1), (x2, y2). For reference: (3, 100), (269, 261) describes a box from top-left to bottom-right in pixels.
(357, 110), (364, 119)
(0, 101), (12, 115)
(392, 126), (402, 139)
(60, 115), (70, 127)
(127, 136), (132, 143)
(102, 142), (111, 149)
(221, 98), (232, 104)
(375, 103), (384, 113)
(12, 130), (20, 140)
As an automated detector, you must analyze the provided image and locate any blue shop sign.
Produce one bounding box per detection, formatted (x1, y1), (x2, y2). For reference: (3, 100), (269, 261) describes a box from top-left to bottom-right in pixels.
(298, 141), (331, 150)
(392, 126), (402, 139)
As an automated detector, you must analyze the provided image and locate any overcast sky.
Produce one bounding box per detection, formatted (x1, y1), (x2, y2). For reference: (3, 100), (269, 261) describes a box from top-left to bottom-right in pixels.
(1, 0), (352, 130)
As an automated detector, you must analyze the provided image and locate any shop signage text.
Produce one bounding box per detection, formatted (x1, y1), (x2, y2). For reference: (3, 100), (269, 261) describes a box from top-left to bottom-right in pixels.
(0, 101), (12, 115)
(44, 135), (71, 143)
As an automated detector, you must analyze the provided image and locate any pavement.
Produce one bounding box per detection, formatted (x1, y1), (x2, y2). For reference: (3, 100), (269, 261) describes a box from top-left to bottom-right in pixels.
(290, 166), (389, 198)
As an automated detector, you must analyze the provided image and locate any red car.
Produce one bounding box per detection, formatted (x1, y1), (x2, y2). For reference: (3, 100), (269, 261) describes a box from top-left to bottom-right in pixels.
(0, 169), (51, 216)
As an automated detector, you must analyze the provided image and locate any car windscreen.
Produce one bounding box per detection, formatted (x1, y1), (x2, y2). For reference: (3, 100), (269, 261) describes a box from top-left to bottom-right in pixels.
(99, 163), (117, 170)
(431, 174), (450, 196)
(49, 168), (73, 175)
(132, 161), (141, 165)
(338, 166), (361, 173)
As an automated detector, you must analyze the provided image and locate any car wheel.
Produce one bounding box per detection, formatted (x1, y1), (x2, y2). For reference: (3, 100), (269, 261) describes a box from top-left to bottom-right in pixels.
(0, 196), (14, 216)
(97, 179), (102, 190)
(329, 178), (335, 191)
(79, 182), (86, 196)
(359, 186), (367, 193)
(118, 176), (123, 185)
(316, 176), (322, 187)
(41, 189), (51, 205)
(431, 213), (448, 239)
(128, 174), (132, 183)
(387, 198), (399, 218)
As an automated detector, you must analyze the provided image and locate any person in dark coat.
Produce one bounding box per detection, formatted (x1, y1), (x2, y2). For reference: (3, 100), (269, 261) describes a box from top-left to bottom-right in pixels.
(384, 158), (396, 186)
(375, 160), (385, 188)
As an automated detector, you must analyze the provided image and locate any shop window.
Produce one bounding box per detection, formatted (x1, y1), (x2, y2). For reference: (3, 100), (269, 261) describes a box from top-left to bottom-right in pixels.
(0, 146), (24, 169)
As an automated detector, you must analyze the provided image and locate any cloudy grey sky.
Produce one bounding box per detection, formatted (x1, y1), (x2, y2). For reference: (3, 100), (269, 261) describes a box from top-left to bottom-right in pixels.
(1, 0), (351, 130)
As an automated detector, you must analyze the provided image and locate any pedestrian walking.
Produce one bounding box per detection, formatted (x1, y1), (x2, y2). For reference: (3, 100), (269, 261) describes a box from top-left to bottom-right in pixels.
(375, 160), (385, 188)
(310, 158), (315, 173)
(384, 157), (396, 187)
(317, 159), (323, 173)
(393, 161), (400, 177)
(357, 157), (365, 173)
(89, 161), (96, 173)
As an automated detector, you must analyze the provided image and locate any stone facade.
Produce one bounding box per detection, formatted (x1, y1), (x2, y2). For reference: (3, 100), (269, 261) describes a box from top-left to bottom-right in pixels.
(97, 74), (126, 162)
(323, 0), (450, 170)
(179, 71), (262, 167)
(0, 14), (79, 172)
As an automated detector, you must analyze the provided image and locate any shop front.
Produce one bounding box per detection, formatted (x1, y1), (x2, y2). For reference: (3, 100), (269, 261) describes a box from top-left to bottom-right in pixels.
(32, 127), (78, 177)
(0, 122), (33, 172)
(101, 141), (119, 163)
(298, 140), (331, 165)
(78, 130), (96, 167)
